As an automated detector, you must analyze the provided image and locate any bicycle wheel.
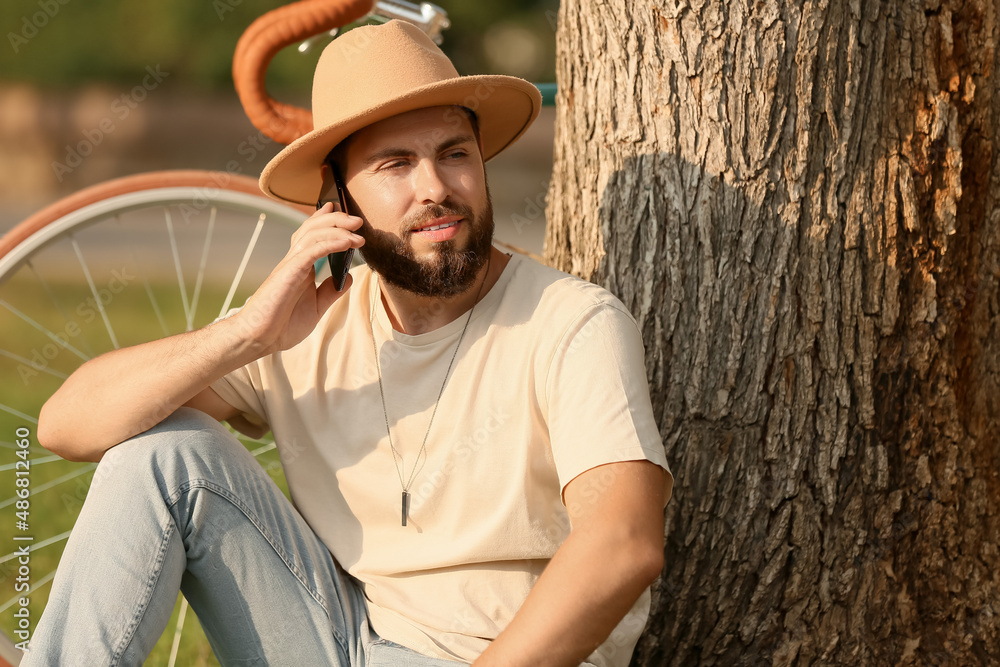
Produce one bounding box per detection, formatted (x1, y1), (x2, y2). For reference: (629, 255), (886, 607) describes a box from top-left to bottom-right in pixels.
(0, 170), (312, 666)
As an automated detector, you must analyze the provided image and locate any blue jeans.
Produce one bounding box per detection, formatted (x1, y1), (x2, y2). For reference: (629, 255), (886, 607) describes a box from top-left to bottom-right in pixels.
(23, 408), (463, 667)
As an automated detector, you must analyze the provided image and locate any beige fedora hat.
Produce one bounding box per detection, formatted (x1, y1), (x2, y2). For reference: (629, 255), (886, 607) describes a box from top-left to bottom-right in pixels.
(259, 19), (542, 205)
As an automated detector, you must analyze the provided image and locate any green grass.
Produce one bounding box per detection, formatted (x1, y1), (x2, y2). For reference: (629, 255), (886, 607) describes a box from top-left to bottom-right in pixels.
(0, 272), (289, 664)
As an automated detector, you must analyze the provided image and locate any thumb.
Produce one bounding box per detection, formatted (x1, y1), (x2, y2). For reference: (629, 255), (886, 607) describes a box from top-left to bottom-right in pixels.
(316, 273), (352, 314)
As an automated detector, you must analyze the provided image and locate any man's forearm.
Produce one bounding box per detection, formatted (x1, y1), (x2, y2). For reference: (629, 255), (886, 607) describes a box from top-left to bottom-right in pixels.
(474, 462), (667, 667)
(37, 315), (262, 462)
(474, 523), (662, 666)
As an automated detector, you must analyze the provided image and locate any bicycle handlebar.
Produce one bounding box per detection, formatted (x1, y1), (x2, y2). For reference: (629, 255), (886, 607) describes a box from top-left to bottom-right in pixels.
(232, 0), (374, 146)
(233, 0), (451, 147)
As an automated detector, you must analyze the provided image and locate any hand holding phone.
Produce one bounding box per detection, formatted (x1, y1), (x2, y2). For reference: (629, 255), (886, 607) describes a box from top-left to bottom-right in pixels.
(317, 163), (355, 291)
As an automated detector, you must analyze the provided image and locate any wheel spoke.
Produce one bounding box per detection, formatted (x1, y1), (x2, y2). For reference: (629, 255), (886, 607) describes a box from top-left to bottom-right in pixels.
(249, 442), (277, 457)
(167, 597), (189, 667)
(0, 299), (89, 361)
(117, 216), (170, 338)
(0, 464), (96, 510)
(0, 347), (69, 380)
(71, 236), (119, 350)
(0, 402), (39, 425)
(0, 530), (71, 565)
(27, 260), (97, 358)
(165, 208), (192, 329)
(0, 454), (63, 471)
(219, 213), (266, 318)
(0, 570), (56, 615)
(143, 279), (173, 338)
(0, 439), (46, 452)
(188, 206), (218, 333)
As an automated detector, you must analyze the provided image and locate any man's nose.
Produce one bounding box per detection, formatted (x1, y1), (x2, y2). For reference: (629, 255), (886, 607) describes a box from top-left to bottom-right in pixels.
(413, 160), (450, 204)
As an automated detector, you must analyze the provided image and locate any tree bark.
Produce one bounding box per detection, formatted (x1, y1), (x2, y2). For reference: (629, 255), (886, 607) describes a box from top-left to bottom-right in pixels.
(546, 0), (1000, 664)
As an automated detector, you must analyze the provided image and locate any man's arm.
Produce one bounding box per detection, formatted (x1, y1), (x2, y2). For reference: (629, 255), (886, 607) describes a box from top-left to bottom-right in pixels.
(39, 322), (253, 462)
(474, 460), (668, 667)
(37, 202), (364, 462)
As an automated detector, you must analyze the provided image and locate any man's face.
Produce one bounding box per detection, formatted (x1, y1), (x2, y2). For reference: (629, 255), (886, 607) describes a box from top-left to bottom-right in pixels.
(340, 106), (494, 298)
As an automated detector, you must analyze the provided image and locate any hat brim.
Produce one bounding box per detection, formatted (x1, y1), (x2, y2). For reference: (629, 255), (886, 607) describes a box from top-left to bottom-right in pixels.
(259, 75), (542, 206)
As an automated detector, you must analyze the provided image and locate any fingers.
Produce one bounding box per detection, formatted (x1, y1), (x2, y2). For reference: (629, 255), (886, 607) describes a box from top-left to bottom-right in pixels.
(285, 227), (364, 277)
(286, 204), (364, 269)
(293, 202), (364, 241)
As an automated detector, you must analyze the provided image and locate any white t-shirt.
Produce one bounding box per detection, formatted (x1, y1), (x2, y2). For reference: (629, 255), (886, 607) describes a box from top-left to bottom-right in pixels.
(211, 252), (673, 666)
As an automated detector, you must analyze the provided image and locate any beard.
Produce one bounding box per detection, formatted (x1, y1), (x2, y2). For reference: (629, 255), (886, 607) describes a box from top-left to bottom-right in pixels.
(356, 189), (494, 298)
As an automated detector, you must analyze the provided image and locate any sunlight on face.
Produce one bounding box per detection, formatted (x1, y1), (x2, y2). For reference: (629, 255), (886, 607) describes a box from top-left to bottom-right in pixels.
(342, 106), (494, 297)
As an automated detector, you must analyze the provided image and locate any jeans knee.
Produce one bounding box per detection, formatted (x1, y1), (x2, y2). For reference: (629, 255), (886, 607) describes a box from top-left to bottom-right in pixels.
(93, 408), (243, 496)
(141, 406), (231, 444)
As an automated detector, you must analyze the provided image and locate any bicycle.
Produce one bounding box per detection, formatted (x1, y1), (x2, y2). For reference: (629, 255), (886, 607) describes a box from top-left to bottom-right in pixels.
(0, 0), (554, 664)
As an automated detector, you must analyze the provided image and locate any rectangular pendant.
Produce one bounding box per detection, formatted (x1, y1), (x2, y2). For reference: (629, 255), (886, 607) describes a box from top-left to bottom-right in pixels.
(401, 491), (410, 527)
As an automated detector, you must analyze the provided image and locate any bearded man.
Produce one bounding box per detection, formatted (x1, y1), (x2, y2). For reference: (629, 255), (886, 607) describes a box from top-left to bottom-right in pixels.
(27, 20), (673, 667)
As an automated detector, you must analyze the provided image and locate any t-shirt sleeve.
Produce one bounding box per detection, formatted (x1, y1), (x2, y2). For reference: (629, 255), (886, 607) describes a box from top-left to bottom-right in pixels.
(545, 302), (673, 505)
(210, 361), (271, 439)
(205, 307), (271, 438)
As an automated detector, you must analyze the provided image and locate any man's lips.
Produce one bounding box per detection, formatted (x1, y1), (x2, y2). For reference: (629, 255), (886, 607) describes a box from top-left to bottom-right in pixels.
(410, 215), (464, 242)
(411, 215), (463, 233)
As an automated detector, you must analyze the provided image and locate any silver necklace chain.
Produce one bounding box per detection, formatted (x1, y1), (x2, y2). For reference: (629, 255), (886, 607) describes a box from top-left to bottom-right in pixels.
(369, 256), (491, 526)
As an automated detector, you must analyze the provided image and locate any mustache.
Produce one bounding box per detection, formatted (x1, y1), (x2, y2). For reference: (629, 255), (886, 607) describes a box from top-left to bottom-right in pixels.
(401, 202), (475, 233)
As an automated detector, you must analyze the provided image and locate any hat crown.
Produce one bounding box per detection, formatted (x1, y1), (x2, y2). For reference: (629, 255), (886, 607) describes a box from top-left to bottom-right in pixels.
(260, 19), (541, 205)
(312, 21), (459, 128)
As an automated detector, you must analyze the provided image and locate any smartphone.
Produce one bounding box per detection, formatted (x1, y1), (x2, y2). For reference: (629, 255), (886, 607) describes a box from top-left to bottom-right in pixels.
(317, 163), (355, 291)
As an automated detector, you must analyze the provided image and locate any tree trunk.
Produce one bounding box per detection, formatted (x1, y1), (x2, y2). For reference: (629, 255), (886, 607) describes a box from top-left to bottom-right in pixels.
(546, 0), (1000, 664)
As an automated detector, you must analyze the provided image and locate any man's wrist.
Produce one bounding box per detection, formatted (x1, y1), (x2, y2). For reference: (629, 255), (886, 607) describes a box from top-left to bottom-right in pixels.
(208, 311), (273, 367)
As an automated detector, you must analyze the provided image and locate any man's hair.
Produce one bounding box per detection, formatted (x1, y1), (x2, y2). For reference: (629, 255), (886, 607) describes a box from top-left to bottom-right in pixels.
(324, 106), (480, 179)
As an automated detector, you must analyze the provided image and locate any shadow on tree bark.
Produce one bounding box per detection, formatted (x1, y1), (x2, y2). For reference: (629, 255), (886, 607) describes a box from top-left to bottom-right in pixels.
(546, 146), (1000, 666)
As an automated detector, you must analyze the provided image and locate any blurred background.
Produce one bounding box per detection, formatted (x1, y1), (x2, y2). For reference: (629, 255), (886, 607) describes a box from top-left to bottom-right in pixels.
(0, 0), (559, 254)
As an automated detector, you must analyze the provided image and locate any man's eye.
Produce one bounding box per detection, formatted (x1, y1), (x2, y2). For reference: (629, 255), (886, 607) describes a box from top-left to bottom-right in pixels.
(445, 150), (467, 160)
(381, 160), (407, 170)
